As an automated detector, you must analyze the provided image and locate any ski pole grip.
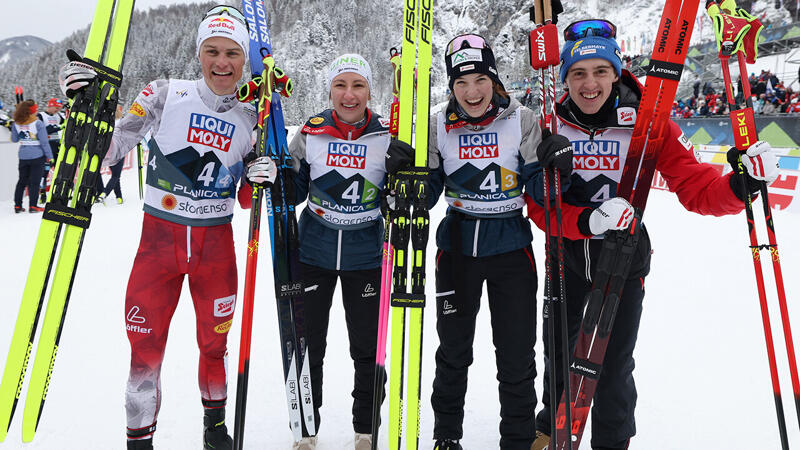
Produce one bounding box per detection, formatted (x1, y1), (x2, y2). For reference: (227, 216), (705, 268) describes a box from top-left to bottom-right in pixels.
(532, 2), (543, 25)
(529, 24), (560, 69)
(543, 0), (552, 21)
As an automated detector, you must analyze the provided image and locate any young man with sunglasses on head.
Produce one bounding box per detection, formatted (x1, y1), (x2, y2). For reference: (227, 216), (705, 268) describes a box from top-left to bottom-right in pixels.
(528, 20), (779, 450)
(59, 6), (277, 450)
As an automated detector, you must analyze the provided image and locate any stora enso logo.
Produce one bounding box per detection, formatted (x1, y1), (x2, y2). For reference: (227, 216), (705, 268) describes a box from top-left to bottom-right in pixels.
(459, 133), (498, 159)
(188, 113), (235, 152)
(327, 142), (367, 169)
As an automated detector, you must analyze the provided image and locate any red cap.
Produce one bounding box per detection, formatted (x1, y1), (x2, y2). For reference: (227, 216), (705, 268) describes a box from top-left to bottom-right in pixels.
(47, 98), (60, 108)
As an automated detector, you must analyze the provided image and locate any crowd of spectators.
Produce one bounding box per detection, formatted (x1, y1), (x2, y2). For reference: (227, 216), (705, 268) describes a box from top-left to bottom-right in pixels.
(672, 70), (800, 118)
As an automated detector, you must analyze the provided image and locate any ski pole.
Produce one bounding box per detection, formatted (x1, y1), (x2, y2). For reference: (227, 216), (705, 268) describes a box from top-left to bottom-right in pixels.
(136, 142), (144, 200)
(530, 0), (571, 447)
(709, 2), (797, 446)
(371, 47), (402, 450)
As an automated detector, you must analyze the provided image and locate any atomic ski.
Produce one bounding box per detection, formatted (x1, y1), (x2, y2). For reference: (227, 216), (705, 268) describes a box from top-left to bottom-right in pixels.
(385, 0), (433, 449)
(234, 1), (314, 448)
(0, 0), (134, 443)
(553, 0), (701, 448)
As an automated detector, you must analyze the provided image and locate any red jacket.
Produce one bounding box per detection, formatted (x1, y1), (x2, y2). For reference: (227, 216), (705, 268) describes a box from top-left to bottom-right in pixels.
(526, 72), (744, 241)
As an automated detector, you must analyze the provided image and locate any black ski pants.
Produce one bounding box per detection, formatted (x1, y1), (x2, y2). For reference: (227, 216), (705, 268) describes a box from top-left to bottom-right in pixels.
(14, 156), (45, 208)
(300, 262), (384, 435)
(431, 247), (538, 450)
(102, 159), (124, 198)
(535, 264), (644, 450)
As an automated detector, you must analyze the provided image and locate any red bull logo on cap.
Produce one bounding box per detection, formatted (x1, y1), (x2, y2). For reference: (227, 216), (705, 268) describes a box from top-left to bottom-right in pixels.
(208, 17), (235, 31)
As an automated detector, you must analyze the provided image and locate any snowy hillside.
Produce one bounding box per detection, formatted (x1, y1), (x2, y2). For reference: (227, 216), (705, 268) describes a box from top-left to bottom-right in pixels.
(0, 36), (50, 66)
(0, 0), (796, 122)
(1, 161), (800, 449)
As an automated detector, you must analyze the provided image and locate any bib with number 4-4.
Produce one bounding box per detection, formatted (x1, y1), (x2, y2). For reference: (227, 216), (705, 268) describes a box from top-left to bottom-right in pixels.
(144, 80), (254, 226)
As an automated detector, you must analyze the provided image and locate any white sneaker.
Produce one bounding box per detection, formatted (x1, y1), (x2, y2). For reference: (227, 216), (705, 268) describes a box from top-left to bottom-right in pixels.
(292, 436), (317, 450)
(354, 432), (372, 450)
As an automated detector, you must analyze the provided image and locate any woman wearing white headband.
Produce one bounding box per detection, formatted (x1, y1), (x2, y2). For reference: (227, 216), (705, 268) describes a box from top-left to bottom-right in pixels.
(259, 53), (411, 450)
(59, 5), (273, 450)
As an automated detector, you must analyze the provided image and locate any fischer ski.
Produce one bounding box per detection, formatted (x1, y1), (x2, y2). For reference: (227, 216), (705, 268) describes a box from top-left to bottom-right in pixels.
(0, 0), (134, 443)
(234, 1), (314, 447)
(709, 1), (800, 447)
(386, 0), (433, 449)
(371, 47), (402, 449)
(553, 0), (701, 448)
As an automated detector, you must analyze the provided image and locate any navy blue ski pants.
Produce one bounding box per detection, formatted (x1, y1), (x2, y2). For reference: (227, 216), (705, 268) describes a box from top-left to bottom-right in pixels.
(535, 264), (644, 450)
(431, 247), (538, 450)
(14, 156), (44, 208)
(300, 262), (384, 435)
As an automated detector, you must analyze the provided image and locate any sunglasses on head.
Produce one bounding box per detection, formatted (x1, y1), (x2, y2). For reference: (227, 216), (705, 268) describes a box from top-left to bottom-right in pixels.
(204, 5), (249, 30)
(446, 34), (490, 55)
(564, 19), (617, 41)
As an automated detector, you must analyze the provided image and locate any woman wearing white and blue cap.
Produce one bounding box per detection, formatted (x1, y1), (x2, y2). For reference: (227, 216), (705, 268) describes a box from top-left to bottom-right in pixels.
(528, 19), (779, 450)
(281, 53), (403, 450)
(60, 5), (271, 450)
(423, 33), (571, 450)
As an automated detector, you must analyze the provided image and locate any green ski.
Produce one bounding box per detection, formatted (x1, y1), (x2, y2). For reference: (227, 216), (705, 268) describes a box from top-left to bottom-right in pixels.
(0, 0), (135, 442)
(387, 0), (433, 448)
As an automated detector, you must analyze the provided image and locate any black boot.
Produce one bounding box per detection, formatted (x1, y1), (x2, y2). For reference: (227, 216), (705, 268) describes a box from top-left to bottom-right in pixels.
(434, 439), (463, 450)
(203, 407), (233, 450)
(127, 438), (154, 450)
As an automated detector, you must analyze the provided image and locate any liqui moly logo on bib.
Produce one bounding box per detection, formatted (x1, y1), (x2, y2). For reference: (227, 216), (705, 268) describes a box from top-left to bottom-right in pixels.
(573, 140), (620, 170)
(188, 113), (235, 152)
(327, 142), (367, 169)
(459, 133), (498, 159)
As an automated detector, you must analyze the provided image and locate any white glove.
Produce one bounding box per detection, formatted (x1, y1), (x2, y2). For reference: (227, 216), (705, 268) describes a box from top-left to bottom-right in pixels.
(246, 156), (277, 186)
(58, 61), (97, 98)
(589, 197), (635, 235)
(742, 141), (779, 184)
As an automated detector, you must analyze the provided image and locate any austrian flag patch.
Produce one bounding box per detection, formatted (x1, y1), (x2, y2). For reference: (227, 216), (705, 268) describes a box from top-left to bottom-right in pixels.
(187, 113), (235, 152)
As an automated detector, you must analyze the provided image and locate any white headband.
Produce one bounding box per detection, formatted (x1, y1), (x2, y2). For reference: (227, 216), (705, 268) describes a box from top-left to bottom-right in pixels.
(196, 15), (249, 60)
(327, 54), (372, 91)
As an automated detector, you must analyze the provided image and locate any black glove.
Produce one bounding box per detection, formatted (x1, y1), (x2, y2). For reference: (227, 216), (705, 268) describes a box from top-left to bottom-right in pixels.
(386, 140), (415, 174)
(536, 128), (573, 177)
(727, 146), (763, 201)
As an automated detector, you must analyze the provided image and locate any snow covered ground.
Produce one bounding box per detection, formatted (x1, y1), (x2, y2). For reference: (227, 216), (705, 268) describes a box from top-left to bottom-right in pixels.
(2, 165), (800, 449)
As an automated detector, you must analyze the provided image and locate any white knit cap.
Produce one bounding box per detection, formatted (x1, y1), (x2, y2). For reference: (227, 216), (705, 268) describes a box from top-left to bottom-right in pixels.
(327, 54), (372, 91)
(196, 14), (249, 59)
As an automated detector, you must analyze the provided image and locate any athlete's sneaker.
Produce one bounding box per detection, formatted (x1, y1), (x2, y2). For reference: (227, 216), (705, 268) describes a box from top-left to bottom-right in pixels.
(292, 436), (318, 450)
(29, 206), (44, 213)
(203, 407), (232, 450)
(434, 439), (463, 450)
(530, 431), (550, 450)
(14, 205), (25, 213)
(117, 197), (124, 205)
(95, 193), (106, 205)
(126, 438), (154, 450)
(354, 432), (372, 450)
